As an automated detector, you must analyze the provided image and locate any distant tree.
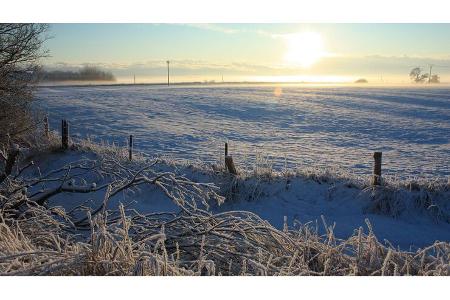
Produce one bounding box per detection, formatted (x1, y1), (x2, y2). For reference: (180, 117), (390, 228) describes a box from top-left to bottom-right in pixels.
(409, 67), (428, 83)
(78, 66), (115, 81)
(355, 78), (368, 83)
(429, 74), (440, 83)
(409, 67), (421, 82)
(40, 66), (116, 82)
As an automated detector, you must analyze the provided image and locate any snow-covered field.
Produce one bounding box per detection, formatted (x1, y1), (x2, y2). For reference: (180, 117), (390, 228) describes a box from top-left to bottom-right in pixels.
(36, 84), (450, 179)
(26, 146), (449, 250)
(6, 143), (449, 274)
(28, 83), (450, 251)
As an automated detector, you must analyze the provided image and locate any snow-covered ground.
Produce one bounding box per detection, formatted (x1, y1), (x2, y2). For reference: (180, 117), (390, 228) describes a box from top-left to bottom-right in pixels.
(26, 146), (450, 251)
(35, 84), (450, 180)
(31, 84), (450, 250)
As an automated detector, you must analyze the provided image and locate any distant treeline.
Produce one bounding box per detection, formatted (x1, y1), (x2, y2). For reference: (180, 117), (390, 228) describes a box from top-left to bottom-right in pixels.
(40, 66), (116, 82)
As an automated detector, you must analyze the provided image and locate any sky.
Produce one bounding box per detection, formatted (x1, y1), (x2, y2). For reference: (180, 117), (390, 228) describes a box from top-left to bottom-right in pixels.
(43, 24), (450, 83)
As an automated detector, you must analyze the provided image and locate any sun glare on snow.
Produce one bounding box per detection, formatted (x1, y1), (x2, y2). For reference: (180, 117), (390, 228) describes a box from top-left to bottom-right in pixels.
(273, 86), (283, 97)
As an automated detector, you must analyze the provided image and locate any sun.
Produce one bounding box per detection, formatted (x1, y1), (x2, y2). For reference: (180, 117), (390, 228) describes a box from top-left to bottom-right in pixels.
(283, 32), (326, 68)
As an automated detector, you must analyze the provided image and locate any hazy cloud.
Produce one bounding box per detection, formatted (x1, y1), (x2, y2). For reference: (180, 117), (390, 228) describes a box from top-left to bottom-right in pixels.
(44, 55), (450, 82)
(181, 24), (240, 34)
(179, 23), (281, 39)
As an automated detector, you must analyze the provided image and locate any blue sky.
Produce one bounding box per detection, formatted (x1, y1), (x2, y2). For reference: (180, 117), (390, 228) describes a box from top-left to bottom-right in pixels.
(44, 24), (450, 83)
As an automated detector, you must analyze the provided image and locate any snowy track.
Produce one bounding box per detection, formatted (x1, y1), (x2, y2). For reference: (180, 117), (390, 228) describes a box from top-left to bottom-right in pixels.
(36, 85), (450, 179)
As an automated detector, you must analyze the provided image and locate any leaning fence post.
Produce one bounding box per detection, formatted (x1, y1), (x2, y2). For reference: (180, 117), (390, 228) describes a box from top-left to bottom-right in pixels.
(371, 151), (382, 186)
(44, 115), (49, 138)
(61, 119), (69, 150)
(225, 156), (237, 175)
(224, 142), (237, 175)
(129, 135), (133, 161)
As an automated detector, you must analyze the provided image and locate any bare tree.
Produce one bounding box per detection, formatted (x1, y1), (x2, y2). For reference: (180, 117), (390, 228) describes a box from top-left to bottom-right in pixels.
(409, 67), (442, 84)
(409, 67), (429, 83)
(429, 74), (440, 83)
(0, 24), (49, 147)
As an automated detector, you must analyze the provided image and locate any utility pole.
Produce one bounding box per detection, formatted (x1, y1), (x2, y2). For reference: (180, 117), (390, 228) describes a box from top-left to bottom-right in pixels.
(133, 74), (136, 85)
(428, 64), (433, 84)
(166, 60), (170, 86)
(222, 74), (224, 83)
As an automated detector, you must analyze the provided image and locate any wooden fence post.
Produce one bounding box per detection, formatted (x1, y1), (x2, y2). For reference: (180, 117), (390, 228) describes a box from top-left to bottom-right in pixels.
(61, 119), (69, 150)
(371, 151), (382, 186)
(44, 115), (49, 138)
(129, 135), (133, 161)
(224, 142), (228, 168)
(1, 145), (20, 180)
(224, 142), (237, 175)
(225, 156), (237, 175)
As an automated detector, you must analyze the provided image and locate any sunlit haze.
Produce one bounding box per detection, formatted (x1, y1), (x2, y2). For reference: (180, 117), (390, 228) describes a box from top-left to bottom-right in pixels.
(43, 24), (450, 84)
(283, 32), (327, 68)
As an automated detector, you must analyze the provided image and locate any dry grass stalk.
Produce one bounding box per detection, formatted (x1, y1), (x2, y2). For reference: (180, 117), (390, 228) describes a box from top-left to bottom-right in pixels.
(0, 140), (449, 276)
